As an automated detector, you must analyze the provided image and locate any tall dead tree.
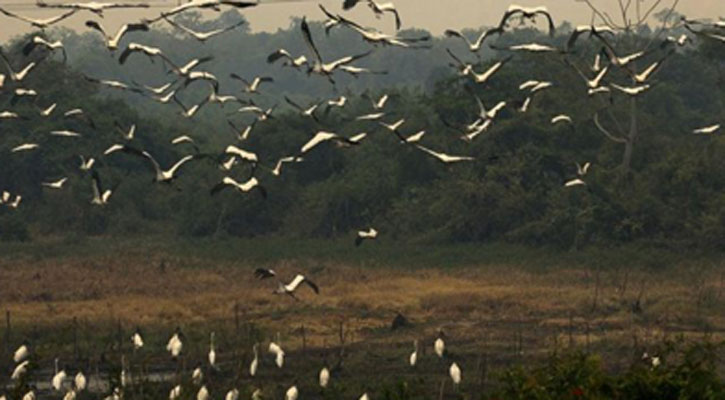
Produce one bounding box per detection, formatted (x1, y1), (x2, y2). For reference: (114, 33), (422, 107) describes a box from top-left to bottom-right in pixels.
(573, 0), (682, 173)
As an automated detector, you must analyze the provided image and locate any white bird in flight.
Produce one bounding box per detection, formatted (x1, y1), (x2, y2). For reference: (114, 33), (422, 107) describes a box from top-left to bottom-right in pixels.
(42, 178), (68, 190)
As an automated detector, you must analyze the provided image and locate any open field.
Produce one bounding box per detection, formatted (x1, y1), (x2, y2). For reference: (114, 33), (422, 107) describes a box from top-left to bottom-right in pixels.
(1, 237), (725, 398)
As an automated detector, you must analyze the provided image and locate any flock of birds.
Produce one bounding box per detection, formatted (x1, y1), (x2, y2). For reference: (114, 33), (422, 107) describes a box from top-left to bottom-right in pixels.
(6, 321), (459, 400)
(0, 1), (723, 397)
(0, 0), (724, 241)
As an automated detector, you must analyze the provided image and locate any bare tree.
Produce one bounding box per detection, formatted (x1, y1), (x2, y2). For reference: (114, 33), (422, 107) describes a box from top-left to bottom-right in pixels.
(573, 0), (681, 173)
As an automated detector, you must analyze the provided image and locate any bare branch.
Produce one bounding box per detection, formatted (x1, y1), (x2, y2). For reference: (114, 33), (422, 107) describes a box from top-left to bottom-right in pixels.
(617, 0), (629, 29)
(594, 112), (628, 144)
(644, 0), (681, 51)
(636, 0), (642, 22)
(576, 0), (623, 29)
(602, 11), (622, 29)
(638, 0), (665, 25)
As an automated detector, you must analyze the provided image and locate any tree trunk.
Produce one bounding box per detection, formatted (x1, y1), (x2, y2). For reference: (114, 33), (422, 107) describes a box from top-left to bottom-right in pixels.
(621, 97), (638, 172)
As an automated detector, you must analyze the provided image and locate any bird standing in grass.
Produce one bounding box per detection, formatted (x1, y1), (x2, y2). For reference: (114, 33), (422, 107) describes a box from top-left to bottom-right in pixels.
(434, 331), (445, 358)
(269, 340), (285, 368)
(131, 328), (144, 350)
(450, 362), (461, 387)
(166, 328), (183, 359)
(52, 358), (67, 391)
(319, 365), (330, 388)
(208, 332), (217, 368)
(409, 340), (419, 367)
(249, 343), (259, 376)
(14, 341), (29, 363)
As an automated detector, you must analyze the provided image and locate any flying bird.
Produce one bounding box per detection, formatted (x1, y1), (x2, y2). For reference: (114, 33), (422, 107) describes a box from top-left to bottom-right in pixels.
(470, 57), (512, 85)
(576, 162), (591, 177)
(301, 17), (372, 83)
(170, 55), (215, 78)
(0, 52), (35, 82)
(90, 170), (115, 205)
(210, 177), (267, 198)
(379, 118), (405, 133)
(174, 95), (210, 118)
(355, 227), (378, 246)
(415, 145), (475, 164)
(163, 15), (245, 41)
(498, 5), (556, 36)
(255, 267), (276, 279)
(119, 43), (178, 70)
(156, 0), (258, 20)
(37, 0), (150, 17)
(630, 60), (666, 83)
(343, 0), (402, 30)
(318, 4), (343, 34)
(42, 177), (68, 189)
(38, 103), (57, 117)
(83, 75), (143, 93)
(0, 7), (76, 29)
(79, 156), (95, 171)
(339, 65), (388, 77)
(356, 112), (386, 121)
(12, 143), (40, 153)
(227, 120), (255, 141)
(566, 25), (615, 51)
(693, 124), (720, 135)
(274, 274), (320, 299)
(22, 36), (67, 62)
(444, 26), (504, 53)
(237, 104), (274, 122)
(491, 42), (560, 53)
(105, 145), (199, 183)
(337, 15), (427, 48)
(611, 83), (651, 96)
(85, 20), (149, 51)
(285, 96), (322, 122)
(551, 115), (573, 125)
(300, 131), (361, 154)
(564, 178), (586, 187)
(229, 74), (273, 94)
(601, 47), (645, 67)
(267, 49), (308, 69)
(114, 122), (136, 140)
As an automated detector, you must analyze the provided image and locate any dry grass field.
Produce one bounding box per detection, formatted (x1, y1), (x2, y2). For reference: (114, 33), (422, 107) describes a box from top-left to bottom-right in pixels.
(1, 237), (724, 397)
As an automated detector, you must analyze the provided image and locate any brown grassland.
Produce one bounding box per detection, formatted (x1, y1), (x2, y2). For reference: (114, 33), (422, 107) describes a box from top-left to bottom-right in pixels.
(1, 237), (724, 397)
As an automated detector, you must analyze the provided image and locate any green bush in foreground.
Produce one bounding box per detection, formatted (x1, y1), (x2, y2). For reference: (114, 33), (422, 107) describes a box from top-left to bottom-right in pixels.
(492, 338), (725, 400)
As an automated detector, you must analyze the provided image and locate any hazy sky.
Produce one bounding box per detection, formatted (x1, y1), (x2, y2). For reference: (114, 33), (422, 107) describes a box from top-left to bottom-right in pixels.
(0, 0), (723, 42)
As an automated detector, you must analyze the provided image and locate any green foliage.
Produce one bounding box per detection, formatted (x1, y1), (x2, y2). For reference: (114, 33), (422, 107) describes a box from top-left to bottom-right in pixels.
(493, 339), (725, 400)
(0, 21), (724, 251)
(0, 211), (30, 242)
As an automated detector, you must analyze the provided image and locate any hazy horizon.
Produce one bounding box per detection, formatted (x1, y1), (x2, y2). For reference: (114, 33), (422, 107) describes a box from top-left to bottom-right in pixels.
(0, 0), (723, 43)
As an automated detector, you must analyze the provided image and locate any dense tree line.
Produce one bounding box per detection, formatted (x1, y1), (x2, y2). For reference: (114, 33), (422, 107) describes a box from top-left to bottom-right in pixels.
(0, 14), (723, 250)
